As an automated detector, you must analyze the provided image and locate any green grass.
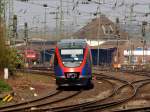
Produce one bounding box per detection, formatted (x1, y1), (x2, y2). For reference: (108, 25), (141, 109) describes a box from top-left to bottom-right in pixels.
(0, 80), (12, 92)
(0, 100), (5, 106)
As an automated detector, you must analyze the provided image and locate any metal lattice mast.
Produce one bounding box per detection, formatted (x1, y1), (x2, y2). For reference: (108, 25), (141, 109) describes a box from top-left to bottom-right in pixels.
(59, 0), (64, 38)
(97, 0), (101, 66)
(116, 18), (120, 64)
(56, 7), (59, 40)
(8, 0), (14, 44)
(0, 0), (6, 21)
(129, 0), (134, 64)
(0, 0), (8, 43)
(24, 22), (28, 46)
(43, 4), (48, 65)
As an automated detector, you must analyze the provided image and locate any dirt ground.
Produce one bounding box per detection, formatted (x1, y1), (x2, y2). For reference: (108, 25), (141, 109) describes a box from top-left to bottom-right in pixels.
(0, 72), (56, 104)
(0, 72), (113, 107)
(0, 71), (150, 111)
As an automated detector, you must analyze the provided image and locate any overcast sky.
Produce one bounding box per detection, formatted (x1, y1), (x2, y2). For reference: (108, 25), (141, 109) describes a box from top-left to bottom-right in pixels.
(9, 0), (150, 35)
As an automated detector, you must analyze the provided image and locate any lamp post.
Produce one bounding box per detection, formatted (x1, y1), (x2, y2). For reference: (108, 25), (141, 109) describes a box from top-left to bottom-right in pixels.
(24, 22), (28, 65)
(141, 21), (147, 64)
(97, 0), (101, 67)
(43, 4), (48, 65)
(13, 15), (17, 46)
(116, 18), (120, 65)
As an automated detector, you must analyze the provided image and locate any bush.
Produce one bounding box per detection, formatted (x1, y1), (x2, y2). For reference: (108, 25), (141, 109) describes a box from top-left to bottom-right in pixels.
(0, 20), (23, 72)
(0, 80), (12, 92)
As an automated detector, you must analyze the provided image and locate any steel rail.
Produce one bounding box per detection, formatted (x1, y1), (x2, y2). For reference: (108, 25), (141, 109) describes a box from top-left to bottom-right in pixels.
(52, 73), (150, 112)
(34, 73), (131, 112)
(0, 91), (82, 112)
(0, 90), (62, 111)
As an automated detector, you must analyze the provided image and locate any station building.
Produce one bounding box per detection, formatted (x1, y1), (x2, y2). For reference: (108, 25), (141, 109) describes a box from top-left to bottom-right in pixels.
(73, 15), (129, 67)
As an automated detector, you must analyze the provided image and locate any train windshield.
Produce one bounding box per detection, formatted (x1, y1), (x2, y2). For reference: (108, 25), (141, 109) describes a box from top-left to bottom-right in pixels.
(60, 49), (84, 67)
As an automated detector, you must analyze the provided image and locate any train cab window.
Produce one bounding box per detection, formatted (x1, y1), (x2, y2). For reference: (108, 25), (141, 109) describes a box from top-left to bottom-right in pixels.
(59, 49), (84, 67)
(60, 49), (84, 62)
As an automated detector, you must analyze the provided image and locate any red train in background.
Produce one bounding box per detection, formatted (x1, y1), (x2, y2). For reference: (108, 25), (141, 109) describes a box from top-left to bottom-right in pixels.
(24, 49), (39, 63)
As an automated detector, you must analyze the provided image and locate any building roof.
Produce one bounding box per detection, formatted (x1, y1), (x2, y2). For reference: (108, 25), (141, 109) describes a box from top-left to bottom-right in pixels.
(73, 15), (128, 40)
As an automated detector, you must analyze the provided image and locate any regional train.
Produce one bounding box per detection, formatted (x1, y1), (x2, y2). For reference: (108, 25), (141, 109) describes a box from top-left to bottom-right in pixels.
(54, 39), (92, 87)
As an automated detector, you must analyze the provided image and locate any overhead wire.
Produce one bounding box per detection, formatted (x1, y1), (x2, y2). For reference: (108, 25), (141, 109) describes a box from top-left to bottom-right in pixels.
(14, 0), (150, 36)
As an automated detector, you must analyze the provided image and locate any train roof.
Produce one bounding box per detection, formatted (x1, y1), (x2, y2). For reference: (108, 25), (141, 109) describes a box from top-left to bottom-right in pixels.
(57, 39), (87, 49)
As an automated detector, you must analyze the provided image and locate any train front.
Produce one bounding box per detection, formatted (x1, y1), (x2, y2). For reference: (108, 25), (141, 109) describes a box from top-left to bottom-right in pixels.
(54, 40), (92, 87)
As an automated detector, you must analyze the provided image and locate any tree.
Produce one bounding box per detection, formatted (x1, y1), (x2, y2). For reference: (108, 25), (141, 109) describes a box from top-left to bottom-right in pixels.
(0, 0), (24, 73)
(0, 19), (23, 73)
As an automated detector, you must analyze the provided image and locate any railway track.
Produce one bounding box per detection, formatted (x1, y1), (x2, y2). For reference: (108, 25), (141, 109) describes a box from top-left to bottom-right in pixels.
(0, 73), (116, 112)
(0, 90), (62, 111)
(52, 73), (150, 112)
(50, 75), (150, 112)
(0, 68), (115, 112)
(114, 106), (150, 112)
(15, 68), (54, 77)
(0, 90), (82, 112)
(125, 71), (150, 79)
(113, 79), (150, 112)
(1, 67), (149, 112)
(49, 74), (134, 112)
(15, 70), (132, 112)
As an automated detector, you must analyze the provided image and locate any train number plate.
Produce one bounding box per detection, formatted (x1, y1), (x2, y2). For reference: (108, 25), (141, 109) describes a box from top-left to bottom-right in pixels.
(66, 73), (77, 78)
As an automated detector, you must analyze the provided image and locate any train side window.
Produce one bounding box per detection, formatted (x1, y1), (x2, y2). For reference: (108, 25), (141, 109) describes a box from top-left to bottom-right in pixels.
(87, 49), (92, 65)
(86, 50), (90, 62)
